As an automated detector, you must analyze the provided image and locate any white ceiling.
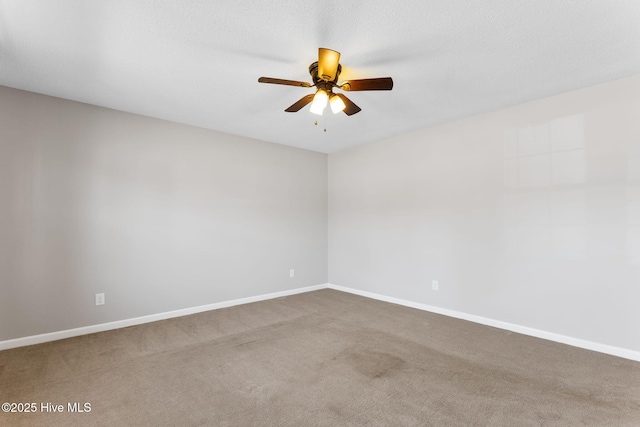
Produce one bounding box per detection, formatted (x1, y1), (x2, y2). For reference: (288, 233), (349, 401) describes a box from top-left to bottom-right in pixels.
(1, 1), (639, 154)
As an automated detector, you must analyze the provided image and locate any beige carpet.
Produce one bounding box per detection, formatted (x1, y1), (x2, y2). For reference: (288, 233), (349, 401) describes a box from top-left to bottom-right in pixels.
(1, 289), (639, 426)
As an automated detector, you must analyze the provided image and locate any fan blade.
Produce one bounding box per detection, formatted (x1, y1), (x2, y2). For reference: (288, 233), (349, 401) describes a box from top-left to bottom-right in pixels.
(335, 93), (361, 116)
(258, 77), (311, 88)
(318, 48), (341, 81)
(284, 94), (315, 112)
(340, 77), (393, 91)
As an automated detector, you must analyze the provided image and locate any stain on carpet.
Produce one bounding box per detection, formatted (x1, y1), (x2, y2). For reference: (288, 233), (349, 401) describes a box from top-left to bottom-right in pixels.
(337, 349), (406, 379)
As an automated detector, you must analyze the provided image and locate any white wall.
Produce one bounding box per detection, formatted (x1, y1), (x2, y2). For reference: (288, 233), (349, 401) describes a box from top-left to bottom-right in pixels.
(329, 74), (640, 352)
(0, 86), (327, 341)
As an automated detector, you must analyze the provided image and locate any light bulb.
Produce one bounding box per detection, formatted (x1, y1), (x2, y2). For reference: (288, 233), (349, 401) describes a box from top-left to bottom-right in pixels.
(310, 90), (328, 115)
(330, 94), (346, 113)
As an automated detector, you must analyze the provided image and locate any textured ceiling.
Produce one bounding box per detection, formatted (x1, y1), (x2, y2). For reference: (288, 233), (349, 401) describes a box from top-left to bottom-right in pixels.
(1, 1), (639, 153)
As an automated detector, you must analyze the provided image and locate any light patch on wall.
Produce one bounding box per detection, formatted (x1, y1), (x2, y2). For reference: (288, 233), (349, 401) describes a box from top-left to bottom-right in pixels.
(551, 190), (586, 225)
(551, 225), (587, 260)
(626, 186), (640, 265)
(552, 150), (586, 185)
(518, 123), (550, 157)
(550, 114), (585, 152)
(626, 186), (640, 225)
(503, 114), (586, 190)
(626, 139), (640, 182)
(587, 186), (625, 224)
(502, 115), (587, 260)
(519, 154), (552, 188)
(503, 158), (518, 189)
(517, 225), (551, 259)
(503, 128), (518, 158)
(502, 225), (518, 258)
(502, 194), (519, 224)
(626, 226), (640, 265)
(517, 191), (549, 225)
(587, 225), (624, 261)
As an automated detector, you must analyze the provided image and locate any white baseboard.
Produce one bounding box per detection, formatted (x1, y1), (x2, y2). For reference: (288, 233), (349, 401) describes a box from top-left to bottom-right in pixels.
(328, 284), (640, 362)
(4, 282), (639, 362)
(0, 284), (328, 351)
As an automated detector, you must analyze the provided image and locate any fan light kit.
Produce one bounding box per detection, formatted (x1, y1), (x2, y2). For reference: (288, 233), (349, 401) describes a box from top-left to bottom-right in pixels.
(259, 48), (393, 117)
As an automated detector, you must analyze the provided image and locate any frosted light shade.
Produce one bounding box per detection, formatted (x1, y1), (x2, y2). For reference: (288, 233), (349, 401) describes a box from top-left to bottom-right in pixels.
(310, 90), (328, 115)
(330, 94), (346, 113)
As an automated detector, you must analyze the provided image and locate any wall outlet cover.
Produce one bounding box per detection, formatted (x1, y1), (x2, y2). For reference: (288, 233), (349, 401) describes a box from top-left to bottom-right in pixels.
(95, 293), (105, 306)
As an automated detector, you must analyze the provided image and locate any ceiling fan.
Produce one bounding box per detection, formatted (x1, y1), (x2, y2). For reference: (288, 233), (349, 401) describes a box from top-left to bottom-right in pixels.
(258, 48), (393, 116)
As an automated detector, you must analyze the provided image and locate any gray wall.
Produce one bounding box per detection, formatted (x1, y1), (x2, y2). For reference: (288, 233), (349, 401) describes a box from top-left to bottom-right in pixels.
(4, 74), (640, 354)
(0, 86), (328, 340)
(329, 74), (640, 352)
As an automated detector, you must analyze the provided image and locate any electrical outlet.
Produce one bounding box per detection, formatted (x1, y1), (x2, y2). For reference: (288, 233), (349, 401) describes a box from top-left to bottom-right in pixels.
(95, 293), (105, 306)
(432, 280), (439, 291)
(290, 269), (295, 278)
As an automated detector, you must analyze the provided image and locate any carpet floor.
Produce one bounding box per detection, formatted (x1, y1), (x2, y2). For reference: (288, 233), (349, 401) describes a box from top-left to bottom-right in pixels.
(1, 289), (639, 426)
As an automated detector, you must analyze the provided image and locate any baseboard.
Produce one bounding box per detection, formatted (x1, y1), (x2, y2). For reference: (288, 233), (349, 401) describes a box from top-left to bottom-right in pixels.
(0, 283), (329, 351)
(5, 283), (639, 362)
(327, 284), (640, 362)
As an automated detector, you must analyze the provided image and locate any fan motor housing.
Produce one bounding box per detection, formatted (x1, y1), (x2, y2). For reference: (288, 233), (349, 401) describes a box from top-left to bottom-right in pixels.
(309, 61), (341, 90)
